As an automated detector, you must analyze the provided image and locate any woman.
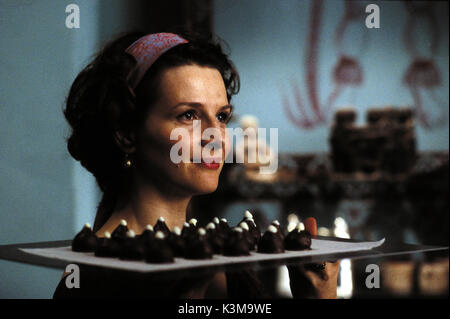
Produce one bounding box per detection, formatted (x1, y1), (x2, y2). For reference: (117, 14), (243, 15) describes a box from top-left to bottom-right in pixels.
(54, 30), (339, 298)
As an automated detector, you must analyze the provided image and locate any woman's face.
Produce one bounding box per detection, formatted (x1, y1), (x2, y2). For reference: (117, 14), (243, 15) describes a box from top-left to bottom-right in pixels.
(133, 64), (232, 196)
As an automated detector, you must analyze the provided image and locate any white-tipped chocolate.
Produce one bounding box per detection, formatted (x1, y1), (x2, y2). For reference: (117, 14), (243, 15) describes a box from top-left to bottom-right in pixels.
(272, 220), (280, 226)
(267, 225), (278, 233)
(189, 218), (197, 226)
(144, 225), (153, 232)
(296, 222), (304, 231)
(84, 222), (91, 229)
(206, 222), (216, 230)
(198, 228), (206, 236)
(244, 210), (253, 219)
(183, 222), (190, 228)
(158, 216), (165, 222)
(220, 218), (227, 223)
(239, 222), (249, 231)
(173, 226), (181, 236)
(213, 217), (220, 224)
(126, 230), (136, 238)
(104, 231), (111, 239)
(155, 231), (165, 239)
(287, 222), (297, 233)
(233, 227), (243, 233)
(120, 219), (127, 226)
(246, 218), (256, 227)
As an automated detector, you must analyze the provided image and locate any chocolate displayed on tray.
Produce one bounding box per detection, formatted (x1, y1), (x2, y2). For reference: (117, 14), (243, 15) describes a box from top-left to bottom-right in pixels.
(72, 223), (97, 252)
(257, 225), (285, 254)
(7, 210), (378, 273)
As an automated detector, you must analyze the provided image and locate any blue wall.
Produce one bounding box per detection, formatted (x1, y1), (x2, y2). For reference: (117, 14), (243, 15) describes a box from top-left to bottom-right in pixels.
(0, 0), (140, 298)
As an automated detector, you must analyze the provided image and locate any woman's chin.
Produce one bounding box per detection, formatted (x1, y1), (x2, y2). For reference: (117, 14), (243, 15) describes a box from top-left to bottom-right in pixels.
(191, 180), (219, 195)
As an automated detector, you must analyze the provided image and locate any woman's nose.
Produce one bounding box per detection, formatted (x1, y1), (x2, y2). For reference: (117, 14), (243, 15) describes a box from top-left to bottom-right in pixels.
(199, 118), (224, 147)
(200, 129), (223, 148)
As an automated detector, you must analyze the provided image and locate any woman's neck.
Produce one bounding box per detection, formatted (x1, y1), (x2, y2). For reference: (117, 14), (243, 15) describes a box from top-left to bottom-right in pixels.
(96, 177), (191, 237)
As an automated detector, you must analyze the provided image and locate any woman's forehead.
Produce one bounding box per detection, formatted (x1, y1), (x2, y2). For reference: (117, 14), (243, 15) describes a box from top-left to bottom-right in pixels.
(158, 65), (227, 101)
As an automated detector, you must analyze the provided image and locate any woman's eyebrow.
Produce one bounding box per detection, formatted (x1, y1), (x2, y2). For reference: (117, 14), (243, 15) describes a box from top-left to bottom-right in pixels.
(172, 102), (203, 109)
(219, 104), (233, 111)
(172, 102), (233, 110)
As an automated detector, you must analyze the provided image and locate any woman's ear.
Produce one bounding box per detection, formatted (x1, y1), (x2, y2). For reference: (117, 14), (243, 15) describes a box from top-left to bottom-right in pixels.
(114, 130), (136, 153)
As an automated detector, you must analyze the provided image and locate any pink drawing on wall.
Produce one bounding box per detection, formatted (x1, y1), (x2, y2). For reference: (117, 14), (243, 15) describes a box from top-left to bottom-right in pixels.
(283, 0), (447, 130)
(402, 1), (448, 129)
(283, 0), (367, 129)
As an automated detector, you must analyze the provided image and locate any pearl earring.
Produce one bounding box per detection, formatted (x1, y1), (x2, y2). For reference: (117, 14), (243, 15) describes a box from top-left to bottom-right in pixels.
(124, 153), (132, 168)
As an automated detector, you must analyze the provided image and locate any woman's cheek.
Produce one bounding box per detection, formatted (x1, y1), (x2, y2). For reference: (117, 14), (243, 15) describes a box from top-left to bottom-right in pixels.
(223, 129), (231, 161)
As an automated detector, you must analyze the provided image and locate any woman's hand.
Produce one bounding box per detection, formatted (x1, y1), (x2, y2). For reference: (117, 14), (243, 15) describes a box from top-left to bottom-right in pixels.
(287, 217), (340, 299)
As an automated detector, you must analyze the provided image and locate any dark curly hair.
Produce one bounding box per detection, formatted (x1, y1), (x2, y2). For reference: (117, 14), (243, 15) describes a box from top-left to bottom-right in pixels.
(64, 30), (240, 231)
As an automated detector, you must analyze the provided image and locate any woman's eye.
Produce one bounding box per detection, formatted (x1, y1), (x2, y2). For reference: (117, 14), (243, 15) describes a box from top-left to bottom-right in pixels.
(178, 110), (196, 121)
(217, 112), (231, 123)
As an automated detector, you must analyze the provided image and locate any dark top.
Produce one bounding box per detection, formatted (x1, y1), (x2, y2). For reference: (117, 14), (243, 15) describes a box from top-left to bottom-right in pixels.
(53, 265), (274, 299)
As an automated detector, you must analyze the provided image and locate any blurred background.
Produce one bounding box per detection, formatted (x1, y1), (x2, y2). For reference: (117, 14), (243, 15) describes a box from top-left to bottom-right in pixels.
(0, 0), (448, 298)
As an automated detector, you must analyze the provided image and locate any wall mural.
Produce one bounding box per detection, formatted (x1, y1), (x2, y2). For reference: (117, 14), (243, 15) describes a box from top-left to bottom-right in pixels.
(402, 1), (447, 128)
(283, 0), (447, 130)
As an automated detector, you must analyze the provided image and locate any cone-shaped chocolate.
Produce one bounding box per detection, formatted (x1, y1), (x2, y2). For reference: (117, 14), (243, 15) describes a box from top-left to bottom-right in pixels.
(238, 221), (257, 250)
(181, 222), (196, 241)
(217, 218), (231, 240)
(72, 223), (97, 252)
(223, 227), (250, 256)
(154, 217), (171, 237)
(95, 231), (120, 257)
(185, 228), (213, 260)
(206, 222), (224, 254)
(119, 230), (145, 260)
(270, 220), (285, 240)
(168, 227), (186, 257)
(284, 227), (312, 251)
(257, 225), (284, 254)
(145, 231), (174, 263)
(138, 224), (155, 246)
(111, 219), (129, 243)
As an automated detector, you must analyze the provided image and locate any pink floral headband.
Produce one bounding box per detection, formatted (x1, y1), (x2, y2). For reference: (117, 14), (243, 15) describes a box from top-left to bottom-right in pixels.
(125, 33), (188, 88)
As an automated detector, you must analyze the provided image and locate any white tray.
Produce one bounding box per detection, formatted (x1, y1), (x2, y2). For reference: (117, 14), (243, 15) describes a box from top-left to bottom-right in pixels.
(20, 237), (385, 273)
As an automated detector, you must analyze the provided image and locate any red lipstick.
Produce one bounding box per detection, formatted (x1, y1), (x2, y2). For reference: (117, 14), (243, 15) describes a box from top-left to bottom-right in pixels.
(200, 158), (221, 169)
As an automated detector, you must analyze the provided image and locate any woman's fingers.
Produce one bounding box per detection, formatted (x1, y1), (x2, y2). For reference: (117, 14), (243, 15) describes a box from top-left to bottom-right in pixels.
(287, 217), (341, 298)
(302, 261), (340, 299)
(303, 217), (317, 236)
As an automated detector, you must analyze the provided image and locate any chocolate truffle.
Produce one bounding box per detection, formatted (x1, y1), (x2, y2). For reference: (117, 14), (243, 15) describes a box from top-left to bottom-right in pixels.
(154, 217), (170, 237)
(185, 228), (213, 260)
(119, 230), (145, 260)
(217, 218), (231, 239)
(168, 226), (186, 257)
(188, 218), (198, 228)
(72, 223), (97, 252)
(181, 222), (195, 240)
(212, 217), (220, 227)
(111, 219), (129, 243)
(138, 225), (155, 246)
(145, 231), (174, 263)
(206, 222), (224, 254)
(246, 218), (262, 244)
(238, 211), (261, 242)
(284, 226), (312, 251)
(270, 220), (285, 240)
(257, 225), (285, 254)
(223, 227), (250, 256)
(238, 221), (257, 250)
(95, 231), (120, 257)
(238, 210), (254, 225)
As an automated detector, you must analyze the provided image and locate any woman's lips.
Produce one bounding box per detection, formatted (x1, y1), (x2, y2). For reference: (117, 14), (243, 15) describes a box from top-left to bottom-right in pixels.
(199, 158), (221, 169)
